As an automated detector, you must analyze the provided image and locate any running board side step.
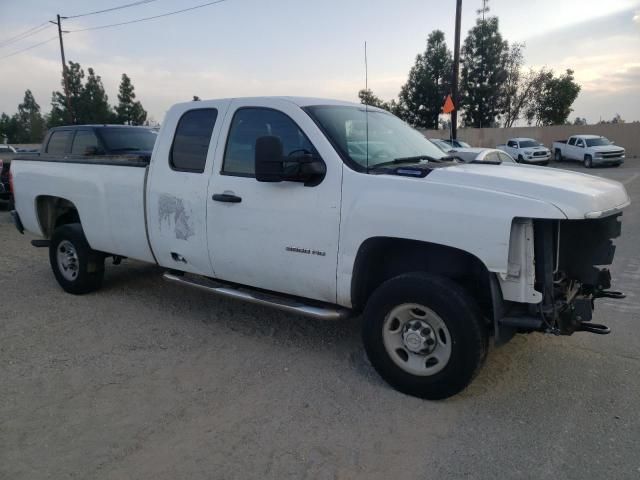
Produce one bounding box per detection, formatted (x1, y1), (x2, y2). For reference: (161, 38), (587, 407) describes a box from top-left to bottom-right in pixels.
(163, 272), (351, 321)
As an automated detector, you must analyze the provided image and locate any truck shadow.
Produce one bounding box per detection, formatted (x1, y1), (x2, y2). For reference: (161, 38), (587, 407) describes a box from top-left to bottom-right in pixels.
(99, 259), (384, 381)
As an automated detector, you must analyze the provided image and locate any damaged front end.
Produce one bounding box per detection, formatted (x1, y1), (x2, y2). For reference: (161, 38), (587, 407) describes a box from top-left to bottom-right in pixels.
(494, 215), (625, 344)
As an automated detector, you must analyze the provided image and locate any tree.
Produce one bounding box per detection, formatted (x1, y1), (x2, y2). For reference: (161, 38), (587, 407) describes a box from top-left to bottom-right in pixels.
(49, 60), (85, 126)
(358, 89), (390, 110)
(573, 116), (587, 125)
(611, 113), (625, 124)
(0, 113), (18, 143)
(14, 90), (45, 143)
(525, 69), (580, 126)
(115, 74), (147, 125)
(79, 68), (113, 124)
(501, 42), (524, 127)
(459, 14), (509, 128)
(397, 30), (453, 129)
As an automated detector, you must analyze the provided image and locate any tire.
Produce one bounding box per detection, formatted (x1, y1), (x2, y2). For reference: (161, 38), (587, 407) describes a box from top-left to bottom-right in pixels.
(555, 150), (563, 162)
(517, 154), (524, 163)
(584, 155), (592, 168)
(49, 223), (105, 294)
(362, 272), (488, 400)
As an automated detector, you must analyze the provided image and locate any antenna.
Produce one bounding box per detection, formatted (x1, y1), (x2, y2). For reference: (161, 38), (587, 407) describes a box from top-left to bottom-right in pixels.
(364, 41), (369, 173)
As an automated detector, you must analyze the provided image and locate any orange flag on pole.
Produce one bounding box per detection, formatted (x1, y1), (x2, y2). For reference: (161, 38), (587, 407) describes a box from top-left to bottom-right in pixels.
(442, 94), (455, 114)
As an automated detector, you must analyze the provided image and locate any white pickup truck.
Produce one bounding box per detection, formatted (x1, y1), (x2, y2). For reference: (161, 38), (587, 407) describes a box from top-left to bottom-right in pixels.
(10, 97), (631, 399)
(497, 137), (551, 165)
(553, 135), (625, 168)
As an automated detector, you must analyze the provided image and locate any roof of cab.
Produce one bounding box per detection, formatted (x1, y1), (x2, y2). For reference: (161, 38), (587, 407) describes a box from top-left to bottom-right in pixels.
(171, 96), (377, 110)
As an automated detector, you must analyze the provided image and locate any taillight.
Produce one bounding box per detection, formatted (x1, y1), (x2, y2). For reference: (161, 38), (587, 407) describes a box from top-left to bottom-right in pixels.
(9, 168), (14, 193)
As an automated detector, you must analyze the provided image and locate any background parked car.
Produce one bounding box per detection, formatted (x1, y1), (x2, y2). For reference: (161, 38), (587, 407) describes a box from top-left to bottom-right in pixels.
(0, 144), (17, 155)
(0, 158), (12, 208)
(39, 124), (158, 161)
(450, 148), (517, 164)
(552, 135), (625, 168)
(441, 138), (471, 149)
(429, 138), (454, 153)
(496, 137), (551, 165)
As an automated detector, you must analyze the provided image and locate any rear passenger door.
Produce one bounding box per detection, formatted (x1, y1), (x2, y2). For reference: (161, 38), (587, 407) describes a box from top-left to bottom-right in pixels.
(566, 137), (578, 160)
(146, 100), (230, 275)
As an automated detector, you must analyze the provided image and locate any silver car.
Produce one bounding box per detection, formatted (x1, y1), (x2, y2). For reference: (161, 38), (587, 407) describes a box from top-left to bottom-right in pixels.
(450, 148), (518, 165)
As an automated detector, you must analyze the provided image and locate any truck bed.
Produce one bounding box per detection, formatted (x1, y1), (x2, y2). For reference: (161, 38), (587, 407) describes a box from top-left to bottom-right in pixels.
(11, 157), (155, 263)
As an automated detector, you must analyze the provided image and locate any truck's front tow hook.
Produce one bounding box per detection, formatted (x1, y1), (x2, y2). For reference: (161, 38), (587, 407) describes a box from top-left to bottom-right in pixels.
(578, 322), (611, 335)
(595, 290), (626, 299)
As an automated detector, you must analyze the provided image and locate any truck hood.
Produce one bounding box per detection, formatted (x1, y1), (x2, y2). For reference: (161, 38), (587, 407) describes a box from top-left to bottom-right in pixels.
(430, 164), (630, 219)
(590, 145), (625, 153)
(524, 146), (549, 152)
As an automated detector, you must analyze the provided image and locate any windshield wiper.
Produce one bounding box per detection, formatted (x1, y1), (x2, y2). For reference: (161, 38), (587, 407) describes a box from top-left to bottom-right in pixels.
(371, 155), (447, 169)
(111, 147), (142, 152)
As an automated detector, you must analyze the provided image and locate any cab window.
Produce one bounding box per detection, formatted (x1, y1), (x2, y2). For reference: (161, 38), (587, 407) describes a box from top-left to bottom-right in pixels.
(46, 130), (71, 154)
(222, 107), (316, 176)
(170, 108), (218, 173)
(568, 137), (576, 146)
(71, 130), (99, 155)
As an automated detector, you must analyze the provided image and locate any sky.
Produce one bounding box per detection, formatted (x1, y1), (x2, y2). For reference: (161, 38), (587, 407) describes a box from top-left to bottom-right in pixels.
(1, 0), (639, 125)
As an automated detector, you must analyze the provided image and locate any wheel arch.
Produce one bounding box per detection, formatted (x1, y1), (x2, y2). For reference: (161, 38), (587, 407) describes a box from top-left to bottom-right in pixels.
(350, 236), (494, 321)
(35, 195), (81, 239)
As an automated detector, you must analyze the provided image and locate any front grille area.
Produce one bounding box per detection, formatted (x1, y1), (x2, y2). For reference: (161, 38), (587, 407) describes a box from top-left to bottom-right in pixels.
(533, 151), (548, 157)
(601, 151), (624, 159)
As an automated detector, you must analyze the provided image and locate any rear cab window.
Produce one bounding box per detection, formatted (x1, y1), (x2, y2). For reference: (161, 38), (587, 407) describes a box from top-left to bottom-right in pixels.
(170, 109), (218, 173)
(46, 130), (72, 154)
(568, 137), (576, 146)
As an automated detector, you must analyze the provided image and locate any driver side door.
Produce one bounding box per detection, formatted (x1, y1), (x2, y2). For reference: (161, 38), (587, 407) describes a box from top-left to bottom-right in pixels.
(206, 99), (343, 303)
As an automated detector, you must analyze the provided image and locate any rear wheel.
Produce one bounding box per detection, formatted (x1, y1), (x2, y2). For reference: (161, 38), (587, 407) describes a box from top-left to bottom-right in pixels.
(555, 150), (563, 162)
(362, 272), (488, 400)
(584, 155), (593, 168)
(49, 223), (105, 294)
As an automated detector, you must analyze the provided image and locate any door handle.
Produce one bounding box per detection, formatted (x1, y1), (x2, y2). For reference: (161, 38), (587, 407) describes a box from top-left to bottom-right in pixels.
(212, 193), (242, 203)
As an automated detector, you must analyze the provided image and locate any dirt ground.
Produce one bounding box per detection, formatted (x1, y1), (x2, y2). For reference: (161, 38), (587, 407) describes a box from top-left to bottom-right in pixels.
(1, 162), (639, 479)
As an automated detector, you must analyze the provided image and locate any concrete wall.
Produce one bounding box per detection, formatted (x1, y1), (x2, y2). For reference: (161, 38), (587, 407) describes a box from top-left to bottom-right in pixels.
(420, 123), (640, 158)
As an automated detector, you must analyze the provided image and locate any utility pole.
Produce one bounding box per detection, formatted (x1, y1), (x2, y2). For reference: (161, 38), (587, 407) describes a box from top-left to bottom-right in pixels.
(451, 0), (462, 140)
(52, 14), (73, 124)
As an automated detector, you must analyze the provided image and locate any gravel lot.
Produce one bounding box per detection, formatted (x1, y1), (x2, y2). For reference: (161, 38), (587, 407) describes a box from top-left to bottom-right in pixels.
(1, 162), (639, 479)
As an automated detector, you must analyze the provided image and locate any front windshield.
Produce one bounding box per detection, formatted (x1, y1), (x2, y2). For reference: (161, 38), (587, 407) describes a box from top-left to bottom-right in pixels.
(304, 105), (446, 169)
(99, 128), (157, 152)
(586, 137), (612, 147)
(519, 140), (541, 148)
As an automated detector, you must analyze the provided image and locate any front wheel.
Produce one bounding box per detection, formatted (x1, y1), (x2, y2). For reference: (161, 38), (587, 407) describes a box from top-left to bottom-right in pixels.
(584, 155), (593, 168)
(362, 273), (488, 400)
(49, 223), (105, 294)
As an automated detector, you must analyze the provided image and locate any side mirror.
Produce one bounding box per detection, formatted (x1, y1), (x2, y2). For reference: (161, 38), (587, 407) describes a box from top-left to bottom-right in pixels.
(255, 136), (284, 182)
(255, 136), (326, 186)
(84, 145), (99, 156)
